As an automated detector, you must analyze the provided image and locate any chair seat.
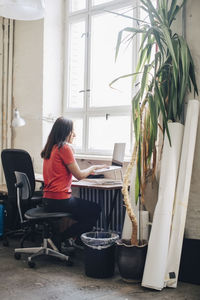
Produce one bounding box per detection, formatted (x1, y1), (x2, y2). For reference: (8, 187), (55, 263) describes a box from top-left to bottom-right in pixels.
(25, 207), (71, 220)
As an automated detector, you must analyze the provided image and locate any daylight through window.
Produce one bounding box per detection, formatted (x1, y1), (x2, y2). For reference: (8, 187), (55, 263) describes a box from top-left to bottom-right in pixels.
(64, 0), (138, 155)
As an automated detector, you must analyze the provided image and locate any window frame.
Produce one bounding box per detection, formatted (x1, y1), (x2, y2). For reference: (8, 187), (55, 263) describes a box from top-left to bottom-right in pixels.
(64, 0), (139, 156)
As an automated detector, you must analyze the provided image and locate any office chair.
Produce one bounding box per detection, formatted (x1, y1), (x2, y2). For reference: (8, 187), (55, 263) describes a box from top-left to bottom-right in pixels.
(1, 148), (43, 246)
(14, 171), (73, 268)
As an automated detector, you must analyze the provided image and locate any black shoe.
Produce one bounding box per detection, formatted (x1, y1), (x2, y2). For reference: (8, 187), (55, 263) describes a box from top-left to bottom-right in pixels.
(61, 241), (75, 256)
(73, 237), (84, 250)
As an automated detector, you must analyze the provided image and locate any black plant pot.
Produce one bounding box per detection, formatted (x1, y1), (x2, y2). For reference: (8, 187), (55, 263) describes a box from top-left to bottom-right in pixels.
(116, 239), (148, 282)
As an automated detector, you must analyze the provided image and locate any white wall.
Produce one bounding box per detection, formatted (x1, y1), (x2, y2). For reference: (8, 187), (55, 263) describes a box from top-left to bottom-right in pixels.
(42, 0), (65, 150)
(13, 0), (64, 173)
(13, 19), (44, 172)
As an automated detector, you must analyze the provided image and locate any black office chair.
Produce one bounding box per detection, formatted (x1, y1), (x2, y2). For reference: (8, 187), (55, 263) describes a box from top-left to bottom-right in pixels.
(1, 149), (43, 246)
(14, 171), (73, 268)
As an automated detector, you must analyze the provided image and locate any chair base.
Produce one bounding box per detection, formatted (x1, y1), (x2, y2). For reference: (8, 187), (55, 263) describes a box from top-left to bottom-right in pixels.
(4, 223), (39, 247)
(14, 237), (73, 266)
(3, 228), (26, 247)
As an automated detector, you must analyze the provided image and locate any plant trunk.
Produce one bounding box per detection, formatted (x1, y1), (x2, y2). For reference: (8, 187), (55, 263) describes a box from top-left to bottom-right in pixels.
(131, 218), (138, 245)
(122, 143), (138, 246)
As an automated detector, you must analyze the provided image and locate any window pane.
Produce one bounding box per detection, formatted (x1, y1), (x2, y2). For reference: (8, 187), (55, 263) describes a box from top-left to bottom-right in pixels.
(70, 0), (86, 12)
(92, 0), (111, 5)
(90, 9), (133, 107)
(73, 118), (83, 150)
(88, 116), (131, 153)
(67, 21), (85, 108)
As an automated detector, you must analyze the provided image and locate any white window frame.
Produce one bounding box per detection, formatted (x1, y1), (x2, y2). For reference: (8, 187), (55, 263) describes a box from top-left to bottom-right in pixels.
(63, 0), (139, 156)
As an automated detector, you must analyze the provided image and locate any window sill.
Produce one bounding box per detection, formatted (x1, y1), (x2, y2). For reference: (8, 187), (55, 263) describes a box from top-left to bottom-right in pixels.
(75, 153), (131, 163)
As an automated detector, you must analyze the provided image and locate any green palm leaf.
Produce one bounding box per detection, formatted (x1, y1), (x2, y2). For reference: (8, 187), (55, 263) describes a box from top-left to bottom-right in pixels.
(111, 0), (198, 205)
(115, 27), (145, 61)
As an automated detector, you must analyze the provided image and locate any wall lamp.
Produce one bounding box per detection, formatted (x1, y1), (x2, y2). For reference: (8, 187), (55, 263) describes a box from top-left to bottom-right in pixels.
(12, 108), (25, 127)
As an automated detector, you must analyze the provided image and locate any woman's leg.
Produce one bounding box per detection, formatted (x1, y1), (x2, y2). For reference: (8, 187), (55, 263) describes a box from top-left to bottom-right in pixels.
(61, 197), (101, 239)
(43, 197), (101, 240)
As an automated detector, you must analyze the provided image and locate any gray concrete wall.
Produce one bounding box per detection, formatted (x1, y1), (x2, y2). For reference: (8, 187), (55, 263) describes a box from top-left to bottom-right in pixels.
(185, 0), (200, 239)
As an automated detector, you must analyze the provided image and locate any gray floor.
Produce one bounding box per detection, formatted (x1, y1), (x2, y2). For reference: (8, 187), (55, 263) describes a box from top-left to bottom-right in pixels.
(0, 238), (200, 300)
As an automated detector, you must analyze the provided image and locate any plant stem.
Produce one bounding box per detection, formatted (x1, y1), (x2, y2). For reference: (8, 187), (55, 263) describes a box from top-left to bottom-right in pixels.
(122, 143), (138, 245)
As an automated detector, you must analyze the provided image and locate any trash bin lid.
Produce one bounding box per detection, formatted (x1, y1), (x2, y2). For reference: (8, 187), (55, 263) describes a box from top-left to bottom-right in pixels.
(81, 231), (119, 250)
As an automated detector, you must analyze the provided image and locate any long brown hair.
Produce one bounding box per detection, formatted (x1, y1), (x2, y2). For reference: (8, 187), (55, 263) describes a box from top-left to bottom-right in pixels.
(41, 117), (73, 159)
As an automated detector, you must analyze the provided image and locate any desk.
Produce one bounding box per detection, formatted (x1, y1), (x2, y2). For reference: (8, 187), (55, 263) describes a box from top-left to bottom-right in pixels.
(1, 176), (124, 232)
(35, 174), (123, 232)
(72, 179), (123, 231)
(35, 173), (122, 189)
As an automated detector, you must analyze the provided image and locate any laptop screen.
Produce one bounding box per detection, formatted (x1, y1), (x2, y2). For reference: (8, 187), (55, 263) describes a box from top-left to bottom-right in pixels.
(112, 143), (126, 167)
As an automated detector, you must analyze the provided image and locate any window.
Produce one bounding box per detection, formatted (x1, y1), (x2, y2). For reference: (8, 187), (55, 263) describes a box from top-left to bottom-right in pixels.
(64, 0), (138, 155)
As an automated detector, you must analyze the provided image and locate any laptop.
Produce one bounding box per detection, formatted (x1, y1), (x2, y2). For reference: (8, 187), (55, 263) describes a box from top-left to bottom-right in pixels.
(94, 143), (126, 174)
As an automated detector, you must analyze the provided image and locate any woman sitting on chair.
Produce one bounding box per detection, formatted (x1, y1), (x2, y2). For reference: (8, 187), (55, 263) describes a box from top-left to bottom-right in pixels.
(41, 117), (106, 248)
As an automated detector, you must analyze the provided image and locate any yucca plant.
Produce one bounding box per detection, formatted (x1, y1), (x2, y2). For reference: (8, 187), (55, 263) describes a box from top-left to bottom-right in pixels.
(111, 0), (198, 245)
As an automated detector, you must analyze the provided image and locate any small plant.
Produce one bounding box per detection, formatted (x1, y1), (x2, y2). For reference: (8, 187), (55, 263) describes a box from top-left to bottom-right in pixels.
(111, 0), (198, 245)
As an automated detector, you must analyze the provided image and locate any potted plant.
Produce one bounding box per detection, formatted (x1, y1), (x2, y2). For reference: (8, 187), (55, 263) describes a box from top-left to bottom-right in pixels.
(110, 0), (198, 281)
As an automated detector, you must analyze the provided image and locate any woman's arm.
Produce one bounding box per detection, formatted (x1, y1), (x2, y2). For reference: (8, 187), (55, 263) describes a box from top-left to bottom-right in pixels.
(67, 160), (107, 181)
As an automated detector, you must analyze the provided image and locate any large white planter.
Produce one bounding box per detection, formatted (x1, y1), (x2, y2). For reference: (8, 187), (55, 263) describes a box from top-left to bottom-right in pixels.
(142, 122), (184, 290)
(165, 99), (200, 288)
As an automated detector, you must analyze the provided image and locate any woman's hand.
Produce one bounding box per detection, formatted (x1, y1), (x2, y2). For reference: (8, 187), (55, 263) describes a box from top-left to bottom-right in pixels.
(67, 162), (109, 181)
(91, 164), (109, 172)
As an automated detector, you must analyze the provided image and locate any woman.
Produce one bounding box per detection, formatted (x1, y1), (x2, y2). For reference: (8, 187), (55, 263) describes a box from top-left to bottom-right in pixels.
(41, 117), (106, 248)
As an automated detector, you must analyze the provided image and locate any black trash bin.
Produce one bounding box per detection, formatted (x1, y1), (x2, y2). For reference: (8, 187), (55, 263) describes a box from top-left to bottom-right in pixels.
(81, 231), (119, 278)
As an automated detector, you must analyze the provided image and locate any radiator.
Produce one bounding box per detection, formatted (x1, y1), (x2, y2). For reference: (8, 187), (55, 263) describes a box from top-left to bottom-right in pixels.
(80, 188), (125, 236)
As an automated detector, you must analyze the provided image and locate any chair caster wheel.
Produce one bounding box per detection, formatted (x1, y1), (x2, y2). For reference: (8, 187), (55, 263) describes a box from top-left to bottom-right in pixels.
(14, 253), (21, 260)
(28, 261), (36, 268)
(3, 240), (9, 247)
(66, 258), (73, 266)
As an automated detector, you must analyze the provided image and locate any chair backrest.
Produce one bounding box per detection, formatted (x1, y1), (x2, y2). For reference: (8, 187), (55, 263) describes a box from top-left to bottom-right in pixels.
(1, 149), (36, 200)
(14, 171), (32, 224)
(15, 171), (32, 201)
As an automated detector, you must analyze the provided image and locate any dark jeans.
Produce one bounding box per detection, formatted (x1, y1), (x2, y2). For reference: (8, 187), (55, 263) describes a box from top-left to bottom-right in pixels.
(42, 197), (101, 240)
